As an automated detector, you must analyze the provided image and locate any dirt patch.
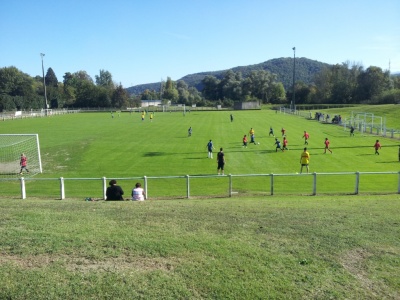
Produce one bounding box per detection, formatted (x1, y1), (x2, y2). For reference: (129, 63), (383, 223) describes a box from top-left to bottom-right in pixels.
(340, 248), (399, 298)
(341, 248), (375, 292)
(0, 254), (178, 273)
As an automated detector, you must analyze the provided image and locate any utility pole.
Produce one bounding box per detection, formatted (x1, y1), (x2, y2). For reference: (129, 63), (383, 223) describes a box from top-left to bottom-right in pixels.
(40, 53), (48, 113)
(292, 47), (296, 112)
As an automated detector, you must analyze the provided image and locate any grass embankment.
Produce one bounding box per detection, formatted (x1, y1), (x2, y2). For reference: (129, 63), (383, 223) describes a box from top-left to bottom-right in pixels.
(0, 195), (399, 299)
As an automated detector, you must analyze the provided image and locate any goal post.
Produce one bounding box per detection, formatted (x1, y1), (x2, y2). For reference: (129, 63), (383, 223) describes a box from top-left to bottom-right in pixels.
(0, 134), (43, 176)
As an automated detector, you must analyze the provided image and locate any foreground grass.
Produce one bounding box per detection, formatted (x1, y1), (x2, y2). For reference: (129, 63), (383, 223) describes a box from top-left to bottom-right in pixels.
(1, 195), (399, 299)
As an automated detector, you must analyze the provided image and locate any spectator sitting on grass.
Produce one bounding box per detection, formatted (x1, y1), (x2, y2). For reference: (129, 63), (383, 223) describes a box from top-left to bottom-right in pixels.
(106, 179), (124, 201)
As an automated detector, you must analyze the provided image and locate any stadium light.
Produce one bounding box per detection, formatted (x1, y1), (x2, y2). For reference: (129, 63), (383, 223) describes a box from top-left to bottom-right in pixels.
(292, 47), (296, 112)
(40, 53), (48, 111)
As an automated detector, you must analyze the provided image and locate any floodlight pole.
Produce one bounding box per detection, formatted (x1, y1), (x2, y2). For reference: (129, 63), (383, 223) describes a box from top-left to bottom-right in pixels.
(40, 53), (48, 113)
(292, 47), (296, 112)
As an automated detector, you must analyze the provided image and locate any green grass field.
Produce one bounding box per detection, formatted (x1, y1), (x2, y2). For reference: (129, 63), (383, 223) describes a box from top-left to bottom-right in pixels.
(0, 195), (399, 299)
(0, 105), (399, 198)
(0, 106), (399, 299)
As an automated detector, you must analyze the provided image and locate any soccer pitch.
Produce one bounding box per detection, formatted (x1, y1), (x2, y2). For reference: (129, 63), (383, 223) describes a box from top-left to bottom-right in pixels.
(0, 107), (399, 198)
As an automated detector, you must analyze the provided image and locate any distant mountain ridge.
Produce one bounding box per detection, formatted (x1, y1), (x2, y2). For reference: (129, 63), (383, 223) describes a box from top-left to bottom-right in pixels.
(126, 57), (331, 95)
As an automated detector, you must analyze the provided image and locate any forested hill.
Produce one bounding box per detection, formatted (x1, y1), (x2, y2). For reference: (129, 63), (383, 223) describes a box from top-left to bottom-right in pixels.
(126, 57), (330, 95)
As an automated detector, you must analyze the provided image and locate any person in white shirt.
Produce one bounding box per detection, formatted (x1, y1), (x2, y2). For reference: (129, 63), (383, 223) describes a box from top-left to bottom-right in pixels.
(132, 182), (145, 201)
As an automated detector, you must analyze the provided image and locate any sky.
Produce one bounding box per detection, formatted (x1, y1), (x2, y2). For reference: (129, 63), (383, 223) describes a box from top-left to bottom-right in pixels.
(1, 0), (399, 88)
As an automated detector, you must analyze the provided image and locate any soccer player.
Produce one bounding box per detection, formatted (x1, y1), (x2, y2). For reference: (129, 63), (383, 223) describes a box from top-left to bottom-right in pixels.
(283, 137), (288, 151)
(281, 128), (286, 137)
(350, 126), (355, 136)
(274, 138), (283, 152)
(150, 113), (154, 122)
(19, 153), (29, 174)
(249, 127), (255, 136)
(188, 127), (192, 137)
(324, 138), (332, 154)
(207, 139), (214, 158)
(303, 131), (309, 145)
(374, 140), (381, 155)
(242, 135), (248, 148)
(250, 133), (257, 145)
(217, 148), (225, 175)
(269, 126), (274, 137)
(300, 147), (310, 173)
(230, 114), (233, 122)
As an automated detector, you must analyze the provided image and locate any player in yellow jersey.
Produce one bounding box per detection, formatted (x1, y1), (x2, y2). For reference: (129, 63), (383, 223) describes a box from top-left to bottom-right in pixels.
(300, 147), (310, 173)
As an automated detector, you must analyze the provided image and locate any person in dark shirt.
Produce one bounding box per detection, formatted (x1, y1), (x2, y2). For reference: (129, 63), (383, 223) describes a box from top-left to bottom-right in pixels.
(106, 179), (124, 200)
(217, 148), (225, 175)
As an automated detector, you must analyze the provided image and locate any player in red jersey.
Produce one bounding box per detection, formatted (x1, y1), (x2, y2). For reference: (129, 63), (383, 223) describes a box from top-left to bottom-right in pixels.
(374, 140), (381, 155)
(19, 153), (30, 175)
(324, 138), (332, 154)
(303, 131), (309, 145)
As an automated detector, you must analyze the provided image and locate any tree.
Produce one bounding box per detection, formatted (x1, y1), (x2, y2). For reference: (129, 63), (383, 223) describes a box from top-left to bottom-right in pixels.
(73, 71), (94, 84)
(218, 70), (242, 101)
(176, 80), (190, 104)
(162, 77), (178, 102)
(74, 80), (97, 107)
(45, 68), (58, 87)
(43, 68), (60, 108)
(202, 75), (220, 100)
(0, 67), (38, 110)
(140, 89), (158, 100)
(269, 82), (286, 104)
(95, 69), (114, 89)
(356, 66), (391, 102)
(111, 84), (129, 108)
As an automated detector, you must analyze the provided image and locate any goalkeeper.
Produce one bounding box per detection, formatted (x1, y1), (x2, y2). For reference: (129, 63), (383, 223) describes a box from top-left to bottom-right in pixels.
(19, 153), (30, 174)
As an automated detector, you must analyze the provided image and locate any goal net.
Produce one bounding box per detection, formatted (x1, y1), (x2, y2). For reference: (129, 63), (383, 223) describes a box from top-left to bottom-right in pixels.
(0, 134), (43, 176)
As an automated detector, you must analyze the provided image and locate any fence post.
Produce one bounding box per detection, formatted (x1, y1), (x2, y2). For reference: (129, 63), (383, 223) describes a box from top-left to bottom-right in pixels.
(102, 177), (107, 200)
(270, 174), (274, 195)
(186, 175), (190, 199)
(313, 172), (317, 195)
(398, 146), (400, 162)
(60, 177), (65, 200)
(20, 177), (26, 199)
(355, 172), (360, 194)
(144, 176), (148, 199)
(229, 174), (232, 197)
(398, 171), (400, 194)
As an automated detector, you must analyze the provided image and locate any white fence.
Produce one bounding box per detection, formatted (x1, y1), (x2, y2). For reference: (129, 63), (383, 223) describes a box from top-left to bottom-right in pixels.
(1, 109), (80, 121)
(0, 171), (399, 200)
(280, 107), (400, 140)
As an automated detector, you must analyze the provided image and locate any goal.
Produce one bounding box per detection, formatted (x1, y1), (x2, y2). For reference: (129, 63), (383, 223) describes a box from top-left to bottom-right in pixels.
(0, 134), (43, 176)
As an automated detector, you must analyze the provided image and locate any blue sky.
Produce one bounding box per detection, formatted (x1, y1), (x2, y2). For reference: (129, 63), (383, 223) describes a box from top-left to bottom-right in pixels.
(1, 0), (399, 88)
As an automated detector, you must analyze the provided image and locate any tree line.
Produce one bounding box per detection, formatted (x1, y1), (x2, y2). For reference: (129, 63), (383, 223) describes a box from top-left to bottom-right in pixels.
(1, 62), (399, 111)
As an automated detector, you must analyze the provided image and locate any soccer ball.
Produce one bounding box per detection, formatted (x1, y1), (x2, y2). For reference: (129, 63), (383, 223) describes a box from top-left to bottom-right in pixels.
(257, 142), (260, 145)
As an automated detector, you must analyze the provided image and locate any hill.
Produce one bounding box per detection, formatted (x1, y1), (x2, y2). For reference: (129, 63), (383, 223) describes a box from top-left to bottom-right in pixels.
(126, 57), (330, 95)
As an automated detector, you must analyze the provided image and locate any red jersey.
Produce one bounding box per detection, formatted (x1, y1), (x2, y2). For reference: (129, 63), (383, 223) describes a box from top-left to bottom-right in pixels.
(20, 156), (27, 166)
(324, 139), (330, 147)
(374, 142), (381, 150)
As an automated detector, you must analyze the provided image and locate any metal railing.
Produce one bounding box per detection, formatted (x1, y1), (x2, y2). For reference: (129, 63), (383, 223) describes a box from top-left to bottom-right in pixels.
(0, 171), (399, 200)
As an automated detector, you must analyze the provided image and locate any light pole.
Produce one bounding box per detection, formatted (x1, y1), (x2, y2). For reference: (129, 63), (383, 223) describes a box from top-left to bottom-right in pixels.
(40, 53), (48, 111)
(292, 47), (296, 112)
